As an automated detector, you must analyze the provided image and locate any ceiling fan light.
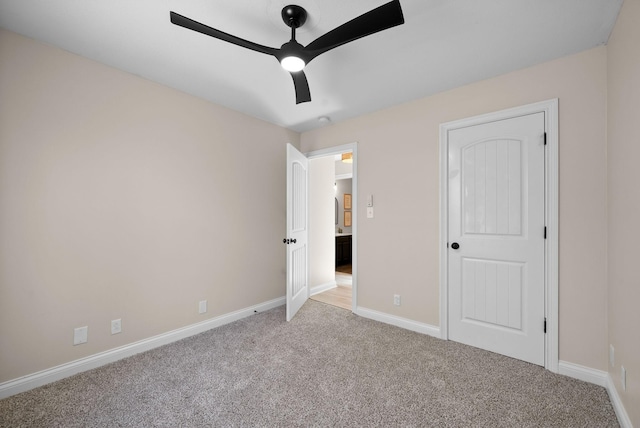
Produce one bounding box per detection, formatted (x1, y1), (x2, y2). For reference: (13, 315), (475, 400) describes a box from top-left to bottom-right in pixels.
(281, 56), (305, 72)
(342, 153), (353, 163)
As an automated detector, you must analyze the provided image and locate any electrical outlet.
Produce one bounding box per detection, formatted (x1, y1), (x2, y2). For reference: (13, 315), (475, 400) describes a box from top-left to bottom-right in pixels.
(199, 300), (207, 314)
(610, 344), (615, 367)
(393, 294), (401, 306)
(73, 326), (88, 345)
(111, 319), (122, 335)
(621, 366), (626, 391)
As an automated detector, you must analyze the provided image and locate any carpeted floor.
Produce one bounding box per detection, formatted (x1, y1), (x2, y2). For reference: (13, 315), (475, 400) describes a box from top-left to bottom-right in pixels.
(0, 301), (618, 427)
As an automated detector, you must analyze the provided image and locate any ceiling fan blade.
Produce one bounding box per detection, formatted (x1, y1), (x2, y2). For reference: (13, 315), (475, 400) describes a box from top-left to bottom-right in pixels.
(303, 0), (404, 62)
(290, 71), (311, 104)
(170, 12), (278, 57)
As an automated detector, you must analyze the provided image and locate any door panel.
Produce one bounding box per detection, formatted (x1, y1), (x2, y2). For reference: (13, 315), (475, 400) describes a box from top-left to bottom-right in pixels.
(286, 144), (309, 321)
(463, 139), (522, 236)
(449, 112), (545, 366)
(462, 258), (523, 329)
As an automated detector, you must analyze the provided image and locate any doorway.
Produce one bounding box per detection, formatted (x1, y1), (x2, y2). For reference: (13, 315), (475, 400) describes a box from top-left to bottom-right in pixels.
(306, 144), (358, 312)
(310, 172), (353, 310)
(440, 99), (559, 370)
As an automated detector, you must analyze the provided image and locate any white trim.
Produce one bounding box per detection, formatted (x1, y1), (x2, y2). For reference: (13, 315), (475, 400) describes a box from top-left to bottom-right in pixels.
(0, 296), (285, 399)
(439, 99), (559, 372)
(305, 143), (358, 313)
(305, 143), (355, 159)
(606, 374), (633, 428)
(558, 360), (607, 387)
(310, 280), (337, 296)
(335, 173), (352, 180)
(356, 306), (440, 338)
(544, 99), (560, 373)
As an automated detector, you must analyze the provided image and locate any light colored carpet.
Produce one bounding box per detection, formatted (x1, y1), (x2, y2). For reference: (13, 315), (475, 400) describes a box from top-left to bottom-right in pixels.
(0, 300), (618, 427)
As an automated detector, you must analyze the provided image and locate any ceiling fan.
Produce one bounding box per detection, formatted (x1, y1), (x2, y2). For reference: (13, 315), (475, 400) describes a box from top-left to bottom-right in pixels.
(170, 1), (404, 104)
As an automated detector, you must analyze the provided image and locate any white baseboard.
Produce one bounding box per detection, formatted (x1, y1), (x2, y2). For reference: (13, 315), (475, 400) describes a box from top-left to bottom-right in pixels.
(606, 373), (633, 428)
(0, 296), (285, 400)
(558, 361), (632, 428)
(356, 306), (440, 338)
(558, 360), (608, 387)
(310, 280), (337, 296)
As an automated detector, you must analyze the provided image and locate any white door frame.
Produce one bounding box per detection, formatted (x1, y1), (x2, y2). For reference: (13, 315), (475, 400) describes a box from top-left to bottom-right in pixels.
(305, 143), (358, 313)
(439, 99), (559, 372)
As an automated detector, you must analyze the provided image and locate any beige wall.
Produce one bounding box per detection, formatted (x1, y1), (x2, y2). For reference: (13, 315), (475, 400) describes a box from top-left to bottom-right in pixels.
(308, 157), (335, 289)
(0, 30), (299, 383)
(607, 0), (640, 424)
(335, 157), (353, 176)
(301, 47), (609, 370)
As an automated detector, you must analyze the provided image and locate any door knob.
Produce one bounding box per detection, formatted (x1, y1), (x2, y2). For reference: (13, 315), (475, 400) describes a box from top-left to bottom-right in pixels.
(291, 238), (297, 244)
(451, 242), (460, 250)
(282, 238), (298, 245)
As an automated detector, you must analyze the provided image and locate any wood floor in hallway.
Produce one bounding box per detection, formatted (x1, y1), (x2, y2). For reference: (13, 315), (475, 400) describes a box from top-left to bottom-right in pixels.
(310, 267), (352, 310)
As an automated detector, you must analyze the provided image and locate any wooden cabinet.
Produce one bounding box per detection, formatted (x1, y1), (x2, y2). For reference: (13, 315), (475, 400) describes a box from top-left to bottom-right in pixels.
(335, 235), (352, 266)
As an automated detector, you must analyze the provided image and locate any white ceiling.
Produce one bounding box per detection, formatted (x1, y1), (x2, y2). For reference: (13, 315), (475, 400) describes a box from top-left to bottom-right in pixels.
(0, 0), (623, 133)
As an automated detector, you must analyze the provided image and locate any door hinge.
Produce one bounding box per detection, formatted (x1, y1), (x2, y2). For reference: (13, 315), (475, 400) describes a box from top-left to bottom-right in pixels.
(544, 132), (547, 145)
(544, 226), (547, 239)
(544, 318), (547, 333)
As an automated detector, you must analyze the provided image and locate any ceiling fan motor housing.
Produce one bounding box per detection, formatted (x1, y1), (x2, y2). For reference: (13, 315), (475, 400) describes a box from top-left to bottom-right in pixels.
(281, 5), (307, 29)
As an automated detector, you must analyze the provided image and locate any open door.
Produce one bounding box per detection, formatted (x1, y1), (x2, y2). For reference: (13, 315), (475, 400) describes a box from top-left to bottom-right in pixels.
(285, 144), (309, 321)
